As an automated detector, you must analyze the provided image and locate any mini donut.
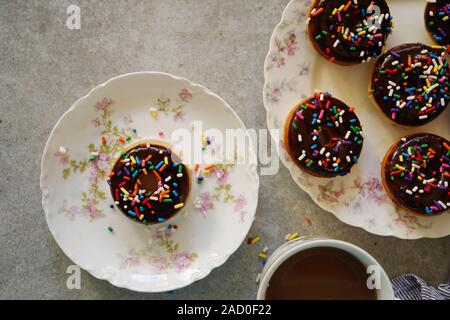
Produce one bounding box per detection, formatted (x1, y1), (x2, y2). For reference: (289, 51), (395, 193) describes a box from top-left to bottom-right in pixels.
(424, 0), (450, 47)
(107, 142), (191, 224)
(307, 0), (393, 65)
(370, 43), (450, 126)
(381, 133), (450, 216)
(284, 91), (364, 178)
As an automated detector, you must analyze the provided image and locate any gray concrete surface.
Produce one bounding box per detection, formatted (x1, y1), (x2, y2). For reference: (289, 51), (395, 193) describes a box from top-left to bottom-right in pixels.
(0, 0), (449, 299)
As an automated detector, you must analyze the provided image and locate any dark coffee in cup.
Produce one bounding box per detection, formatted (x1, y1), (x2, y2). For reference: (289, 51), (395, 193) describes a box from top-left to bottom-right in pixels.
(264, 246), (378, 300)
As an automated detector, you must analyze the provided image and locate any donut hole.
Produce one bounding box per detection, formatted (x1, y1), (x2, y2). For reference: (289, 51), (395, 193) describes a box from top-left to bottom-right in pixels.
(138, 173), (159, 193)
(319, 128), (338, 148)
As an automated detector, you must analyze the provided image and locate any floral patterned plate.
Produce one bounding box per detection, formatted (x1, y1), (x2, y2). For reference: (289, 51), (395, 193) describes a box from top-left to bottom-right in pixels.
(264, 0), (450, 239)
(41, 72), (259, 292)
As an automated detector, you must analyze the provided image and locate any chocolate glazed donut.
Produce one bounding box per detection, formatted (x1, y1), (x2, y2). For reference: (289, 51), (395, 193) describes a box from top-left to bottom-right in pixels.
(307, 0), (393, 65)
(370, 43), (450, 126)
(381, 133), (450, 216)
(284, 91), (364, 178)
(425, 0), (450, 47)
(107, 142), (191, 224)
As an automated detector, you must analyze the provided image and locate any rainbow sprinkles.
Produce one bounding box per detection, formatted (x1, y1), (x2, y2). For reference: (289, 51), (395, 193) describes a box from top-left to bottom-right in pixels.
(285, 91), (364, 178)
(371, 43), (450, 126)
(425, 0), (450, 47)
(107, 142), (191, 224)
(383, 133), (450, 215)
(307, 0), (393, 64)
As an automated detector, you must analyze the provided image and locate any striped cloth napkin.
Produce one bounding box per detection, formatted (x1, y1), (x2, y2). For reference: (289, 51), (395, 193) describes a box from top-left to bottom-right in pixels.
(392, 274), (450, 300)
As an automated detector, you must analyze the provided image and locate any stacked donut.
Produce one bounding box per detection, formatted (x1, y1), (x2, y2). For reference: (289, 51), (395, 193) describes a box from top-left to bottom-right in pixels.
(284, 0), (449, 217)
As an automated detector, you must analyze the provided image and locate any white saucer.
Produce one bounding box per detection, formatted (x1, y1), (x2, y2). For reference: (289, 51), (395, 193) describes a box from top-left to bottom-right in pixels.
(41, 72), (259, 292)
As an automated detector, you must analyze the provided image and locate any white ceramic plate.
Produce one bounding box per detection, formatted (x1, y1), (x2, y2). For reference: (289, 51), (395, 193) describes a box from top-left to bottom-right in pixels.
(41, 72), (259, 292)
(264, 0), (450, 239)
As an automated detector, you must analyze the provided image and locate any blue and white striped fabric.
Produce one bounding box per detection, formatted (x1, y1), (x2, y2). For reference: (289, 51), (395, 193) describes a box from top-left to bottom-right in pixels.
(392, 274), (450, 300)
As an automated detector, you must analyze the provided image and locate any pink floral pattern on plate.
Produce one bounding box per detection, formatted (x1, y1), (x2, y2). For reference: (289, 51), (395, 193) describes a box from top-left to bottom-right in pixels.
(41, 72), (259, 292)
(191, 144), (249, 222)
(56, 98), (137, 221)
(119, 227), (198, 272)
(150, 88), (193, 122)
(55, 96), (200, 272)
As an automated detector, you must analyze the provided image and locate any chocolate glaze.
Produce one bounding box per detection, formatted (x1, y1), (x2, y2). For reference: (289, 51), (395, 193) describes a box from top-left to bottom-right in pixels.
(383, 133), (450, 215)
(265, 247), (378, 300)
(425, 0), (450, 46)
(371, 43), (450, 126)
(285, 92), (363, 178)
(108, 143), (190, 224)
(308, 0), (392, 64)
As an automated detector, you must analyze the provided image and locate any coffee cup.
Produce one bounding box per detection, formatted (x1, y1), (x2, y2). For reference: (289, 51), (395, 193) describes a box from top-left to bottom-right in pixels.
(257, 237), (395, 300)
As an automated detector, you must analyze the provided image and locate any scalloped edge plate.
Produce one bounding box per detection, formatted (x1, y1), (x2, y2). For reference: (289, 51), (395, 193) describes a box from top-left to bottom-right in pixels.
(41, 71), (259, 292)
